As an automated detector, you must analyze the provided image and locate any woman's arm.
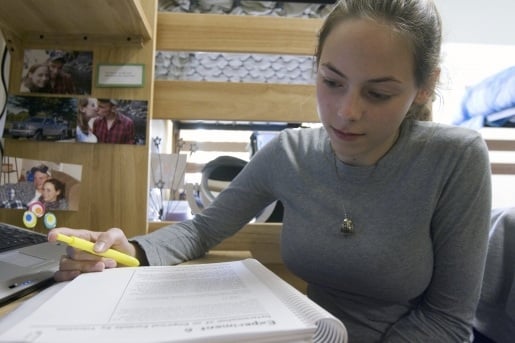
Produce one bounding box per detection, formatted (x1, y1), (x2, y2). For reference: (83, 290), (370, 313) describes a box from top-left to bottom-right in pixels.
(123, 137), (283, 266)
(384, 134), (492, 342)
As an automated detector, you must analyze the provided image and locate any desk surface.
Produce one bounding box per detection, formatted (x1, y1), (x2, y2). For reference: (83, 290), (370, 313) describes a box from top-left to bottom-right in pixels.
(0, 292), (36, 318)
(0, 250), (253, 320)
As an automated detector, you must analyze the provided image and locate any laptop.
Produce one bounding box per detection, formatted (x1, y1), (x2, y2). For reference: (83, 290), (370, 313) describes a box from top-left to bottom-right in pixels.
(0, 222), (66, 306)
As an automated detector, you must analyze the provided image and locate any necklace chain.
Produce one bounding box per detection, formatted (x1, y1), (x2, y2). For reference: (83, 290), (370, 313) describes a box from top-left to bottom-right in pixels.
(331, 145), (355, 235)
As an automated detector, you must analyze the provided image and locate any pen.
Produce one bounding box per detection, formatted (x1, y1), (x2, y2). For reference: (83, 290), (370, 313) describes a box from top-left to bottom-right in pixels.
(55, 233), (140, 267)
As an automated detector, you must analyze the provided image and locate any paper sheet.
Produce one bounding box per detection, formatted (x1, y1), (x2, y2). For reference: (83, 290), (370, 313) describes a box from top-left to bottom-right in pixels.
(0, 260), (331, 343)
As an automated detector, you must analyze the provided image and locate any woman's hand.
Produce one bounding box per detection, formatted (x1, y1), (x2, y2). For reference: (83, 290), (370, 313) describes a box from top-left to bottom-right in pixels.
(47, 227), (137, 282)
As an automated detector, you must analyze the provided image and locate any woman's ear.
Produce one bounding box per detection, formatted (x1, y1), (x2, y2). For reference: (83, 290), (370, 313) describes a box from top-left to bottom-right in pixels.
(415, 68), (440, 105)
(414, 87), (431, 105)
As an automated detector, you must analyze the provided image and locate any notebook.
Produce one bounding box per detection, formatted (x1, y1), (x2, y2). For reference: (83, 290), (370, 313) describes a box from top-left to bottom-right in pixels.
(0, 222), (66, 306)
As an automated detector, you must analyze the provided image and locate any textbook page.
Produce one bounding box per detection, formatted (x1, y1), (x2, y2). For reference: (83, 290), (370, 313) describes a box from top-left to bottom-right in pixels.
(0, 259), (347, 343)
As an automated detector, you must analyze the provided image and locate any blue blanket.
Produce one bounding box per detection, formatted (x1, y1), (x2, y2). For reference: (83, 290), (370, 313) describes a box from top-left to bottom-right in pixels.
(454, 66), (515, 128)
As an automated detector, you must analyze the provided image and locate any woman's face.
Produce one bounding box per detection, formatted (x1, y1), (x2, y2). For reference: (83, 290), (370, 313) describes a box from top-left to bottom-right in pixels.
(29, 66), (49, 89)
(42, 182), (60, 203)
(82, 98), (98, 120)
(316, 18), (428, 166)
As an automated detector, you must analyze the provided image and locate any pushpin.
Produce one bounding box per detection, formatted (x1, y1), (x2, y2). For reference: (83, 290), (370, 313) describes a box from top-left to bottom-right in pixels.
(23, 210), (37, 228)
(43, 212), (57, 229)
(29, 201), (46, 218)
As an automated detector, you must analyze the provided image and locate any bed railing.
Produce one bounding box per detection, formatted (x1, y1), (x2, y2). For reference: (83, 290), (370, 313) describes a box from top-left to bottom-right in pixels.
(481, 128), (515, 175)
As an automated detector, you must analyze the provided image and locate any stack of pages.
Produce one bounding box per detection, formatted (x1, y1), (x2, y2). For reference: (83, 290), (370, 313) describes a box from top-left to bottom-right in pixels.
(0, 258), (347, 343)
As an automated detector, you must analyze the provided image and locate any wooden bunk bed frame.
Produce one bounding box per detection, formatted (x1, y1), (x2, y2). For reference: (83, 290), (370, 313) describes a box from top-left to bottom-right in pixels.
(482, 127), (515, 175)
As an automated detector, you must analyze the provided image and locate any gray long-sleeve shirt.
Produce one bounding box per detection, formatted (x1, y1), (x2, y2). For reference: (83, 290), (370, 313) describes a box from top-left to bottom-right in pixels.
(474, 207), (515, 343)
(134, 119), (492, 342)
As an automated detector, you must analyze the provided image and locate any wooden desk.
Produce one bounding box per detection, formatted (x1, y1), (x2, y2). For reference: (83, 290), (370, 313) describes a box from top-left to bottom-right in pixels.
(0, 250), (253, 320)
(0, 292), (36, 318)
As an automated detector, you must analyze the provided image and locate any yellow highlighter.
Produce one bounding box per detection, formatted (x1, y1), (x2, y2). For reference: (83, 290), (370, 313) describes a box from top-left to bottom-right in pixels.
(56, 233), (140, 267)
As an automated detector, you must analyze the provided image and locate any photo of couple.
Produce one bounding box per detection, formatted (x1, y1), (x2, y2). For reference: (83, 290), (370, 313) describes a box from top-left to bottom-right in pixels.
(0, 158), (82, 212)
(20, 49), (93, 95)
(75, 97), (147, 144)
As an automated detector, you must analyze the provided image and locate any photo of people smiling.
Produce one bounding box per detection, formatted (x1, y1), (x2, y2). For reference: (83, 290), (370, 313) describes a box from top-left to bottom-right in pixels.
(0, 158), (82, 212)
(20, 49), (93, 96)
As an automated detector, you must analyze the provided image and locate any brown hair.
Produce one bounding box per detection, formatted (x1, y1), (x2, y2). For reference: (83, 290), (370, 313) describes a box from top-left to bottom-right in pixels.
(315, 0), (442, 121)
(44, 178), (66, 201)
(77, 97), (91, 132)
(22, 63), (50, 92)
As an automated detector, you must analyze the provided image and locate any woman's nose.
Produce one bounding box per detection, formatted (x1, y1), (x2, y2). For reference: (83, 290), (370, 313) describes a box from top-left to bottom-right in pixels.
(337, 92), (362, 121)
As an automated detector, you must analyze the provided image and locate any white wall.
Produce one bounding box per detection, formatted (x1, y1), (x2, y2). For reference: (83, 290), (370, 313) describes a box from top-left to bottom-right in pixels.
(435, 0), (515, 45)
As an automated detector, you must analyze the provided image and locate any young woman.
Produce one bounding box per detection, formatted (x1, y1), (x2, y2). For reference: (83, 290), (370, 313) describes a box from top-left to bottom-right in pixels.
(20, 63), (51, 93)
(40, 178), (67, 210)
(75, 97), (98, 143)
(49, 0), (492, 341)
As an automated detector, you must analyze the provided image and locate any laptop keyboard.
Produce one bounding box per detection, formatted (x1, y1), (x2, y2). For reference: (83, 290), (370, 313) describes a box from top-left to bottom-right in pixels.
(0, 224), (47, 253)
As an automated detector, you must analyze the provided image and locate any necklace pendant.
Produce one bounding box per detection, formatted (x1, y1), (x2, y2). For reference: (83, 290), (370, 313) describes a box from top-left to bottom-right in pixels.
(340, 217), (354, 234)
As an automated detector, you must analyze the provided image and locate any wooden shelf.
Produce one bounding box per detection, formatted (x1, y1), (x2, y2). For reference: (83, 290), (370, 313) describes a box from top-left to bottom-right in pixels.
(157, 12), (322, 55)
(154, 80), (318, 122)
(0, 0), (157, 236)
(0, 0), (152, 48)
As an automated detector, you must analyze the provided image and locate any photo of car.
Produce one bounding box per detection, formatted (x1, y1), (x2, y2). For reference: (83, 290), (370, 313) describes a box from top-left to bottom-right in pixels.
(9, 117), (70, 140)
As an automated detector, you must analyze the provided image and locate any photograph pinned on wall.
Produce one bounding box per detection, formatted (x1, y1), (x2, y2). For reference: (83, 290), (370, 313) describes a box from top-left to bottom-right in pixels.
(20, 49), (93, 95)
(75, 97), (148, 145)
(5, 95), (76, 142)
(0, 156), (82, 212)
(4, 95), (148, 145)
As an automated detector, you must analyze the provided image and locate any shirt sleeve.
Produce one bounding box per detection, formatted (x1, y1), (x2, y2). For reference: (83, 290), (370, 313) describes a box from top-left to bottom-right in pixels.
(131, 136), (282, 265)
(124, 118), (135, 144)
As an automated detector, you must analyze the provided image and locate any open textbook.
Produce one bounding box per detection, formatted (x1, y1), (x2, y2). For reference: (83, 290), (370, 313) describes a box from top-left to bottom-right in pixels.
(0, 258), (347, 343)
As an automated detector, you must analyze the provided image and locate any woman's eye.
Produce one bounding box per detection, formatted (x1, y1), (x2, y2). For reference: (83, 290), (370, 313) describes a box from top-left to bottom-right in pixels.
(322, 78), (341, 88)
(367, 90), (391, 101)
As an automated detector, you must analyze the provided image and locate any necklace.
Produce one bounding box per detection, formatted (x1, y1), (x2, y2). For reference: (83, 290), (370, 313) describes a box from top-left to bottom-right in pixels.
(331, 145), (355, 235)
(340, 208), (354, 235)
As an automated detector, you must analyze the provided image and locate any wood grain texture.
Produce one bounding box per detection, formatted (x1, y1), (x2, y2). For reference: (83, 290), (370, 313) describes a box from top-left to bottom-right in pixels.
(0, 0), (152, 45)
(154, 80), (318, 123)
(0, 0), (157, 238)
(156, 12), (322, 55)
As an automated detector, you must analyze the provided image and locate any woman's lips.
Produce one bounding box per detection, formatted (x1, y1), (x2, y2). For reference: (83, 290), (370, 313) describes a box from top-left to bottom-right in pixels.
(333, 127), (364, 141)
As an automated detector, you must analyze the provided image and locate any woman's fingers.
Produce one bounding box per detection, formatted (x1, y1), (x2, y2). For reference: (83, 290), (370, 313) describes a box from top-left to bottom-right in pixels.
(48, 227), (98, 243)
(53, 270), (81, 282)
(94, 228), (133, 255)
(48, 227), (133, 282)
(52, 247), (117, 282)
